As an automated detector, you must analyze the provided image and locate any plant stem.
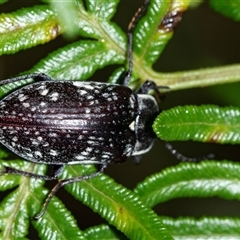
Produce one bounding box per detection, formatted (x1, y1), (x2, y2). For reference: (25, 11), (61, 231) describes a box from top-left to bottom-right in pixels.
(142, 64), (240, 91)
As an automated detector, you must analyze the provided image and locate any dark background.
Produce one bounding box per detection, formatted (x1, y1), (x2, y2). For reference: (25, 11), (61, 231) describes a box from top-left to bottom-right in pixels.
(1, 0), (240, 239)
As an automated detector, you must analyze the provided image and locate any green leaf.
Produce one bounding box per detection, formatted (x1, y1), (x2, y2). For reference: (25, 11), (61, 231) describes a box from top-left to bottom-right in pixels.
(133, 0), (189, 68)
(210, 0), (240, 21)
(31, 40), (123, 79)
(0, 161), (86, 240)
(83, 224), (122, 239)
(0, 159), (24, 191)
(86, 0), (120, 19)
(162, 216), (240, 239)
(153, 105), (240, 144)
(0, 162), (45, 239)
(133, 0), (170, 66)
(62, 165), (173, 240)
(134, 161), (240, 208)
(0, 5), (61, 55)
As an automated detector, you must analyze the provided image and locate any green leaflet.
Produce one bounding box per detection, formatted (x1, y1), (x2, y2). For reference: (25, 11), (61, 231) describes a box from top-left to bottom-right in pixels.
(153, 105), (240, 144)
(162, 216), (240, 239)
(0, 5), (61, 55)
(134, 161), (240, 207)
(210, 0), (240, 21)
(83, 225), (123, 239)
(63, 165), (172, 240)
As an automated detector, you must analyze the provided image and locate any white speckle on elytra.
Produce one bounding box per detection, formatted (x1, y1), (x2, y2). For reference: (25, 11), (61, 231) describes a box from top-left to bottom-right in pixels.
(50, 149), (58, 156)
(37, 136), (43, 141)
(86, 95), (94, 100)
(23, 102), (30, 108)
(72, 82), (84, 87)
(27, 153), (34, 158)
(40, 102), (46, 107)
(49, 92), (59, 101)
(75, 155), (85, 160)
(43, 142), (49, 147)
(88, 101), (95, 106)
(81, 151), (89, 156)
(85, 108), (90, 113)
(102, 93), (110, 98)
(12, 136), (18, 142)
(89, 136), (96, 140)
(18, 94), (28, 102)
(35, 151), (43, 157)
(31, 107), (36, 111)
(79, 90), (87, 95)
(36, 85), (46, 90)
(31, 139), (39, 145)
(40, 88), (49, 96)
(86, 147), (93, 152)
(9, 130), (17, 134)
(49, 132), (58, 137)
(107, 86), (113, 91)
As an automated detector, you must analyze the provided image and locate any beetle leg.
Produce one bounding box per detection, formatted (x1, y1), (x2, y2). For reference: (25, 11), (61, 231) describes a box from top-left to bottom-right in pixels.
(33, 163), (107, 220)
(0, 165), (61, 180)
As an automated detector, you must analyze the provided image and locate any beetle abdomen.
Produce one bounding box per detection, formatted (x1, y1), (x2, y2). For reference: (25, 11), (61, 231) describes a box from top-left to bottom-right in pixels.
(0, 81), (138, 164)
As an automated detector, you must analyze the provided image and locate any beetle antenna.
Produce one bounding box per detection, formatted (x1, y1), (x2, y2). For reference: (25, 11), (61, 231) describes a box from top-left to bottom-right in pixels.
(163, 141), (215, 162)
(123, 0), (150, 86)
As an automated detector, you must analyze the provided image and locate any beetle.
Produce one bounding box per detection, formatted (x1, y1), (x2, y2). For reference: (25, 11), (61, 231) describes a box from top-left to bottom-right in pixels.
(0, 0), (165, 219)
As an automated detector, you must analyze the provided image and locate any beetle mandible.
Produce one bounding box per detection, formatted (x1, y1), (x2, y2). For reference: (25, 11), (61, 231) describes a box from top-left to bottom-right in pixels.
(0, 0), (167, 219)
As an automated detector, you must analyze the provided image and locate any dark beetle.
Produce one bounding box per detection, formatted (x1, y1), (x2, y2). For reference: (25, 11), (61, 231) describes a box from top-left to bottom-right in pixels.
(0, 79), (158, 166)
(0, 0), (163, 219)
